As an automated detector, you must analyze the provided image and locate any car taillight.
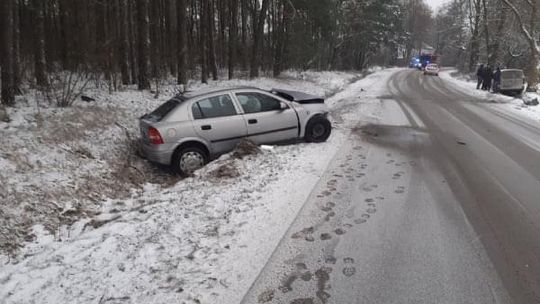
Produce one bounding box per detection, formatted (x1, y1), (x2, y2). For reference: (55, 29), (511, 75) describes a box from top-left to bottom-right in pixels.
(148, 127), (164, 145)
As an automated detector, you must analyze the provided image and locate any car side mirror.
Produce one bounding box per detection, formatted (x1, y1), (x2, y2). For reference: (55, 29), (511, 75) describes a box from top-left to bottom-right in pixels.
(280, 102), (290, 111)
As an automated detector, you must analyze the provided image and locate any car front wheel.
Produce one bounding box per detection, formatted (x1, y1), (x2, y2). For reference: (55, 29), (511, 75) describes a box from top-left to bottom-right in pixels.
(172, 147), (208, 175)
(305, 116), (332, 143)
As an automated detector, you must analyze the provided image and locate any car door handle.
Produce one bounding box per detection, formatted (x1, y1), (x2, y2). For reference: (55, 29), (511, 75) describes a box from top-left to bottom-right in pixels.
(201, 125), (212, 130)
(248, 119), (258, 124)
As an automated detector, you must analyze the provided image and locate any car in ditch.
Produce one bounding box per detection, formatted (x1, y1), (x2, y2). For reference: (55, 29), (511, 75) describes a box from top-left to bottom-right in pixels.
(499, 69), (526, 95)
(423, 63), (440, 76)
(139, 87), (332, 175)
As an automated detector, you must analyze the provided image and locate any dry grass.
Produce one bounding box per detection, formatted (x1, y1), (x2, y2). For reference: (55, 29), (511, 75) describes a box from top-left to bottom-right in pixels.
(0, 105), (181, 257)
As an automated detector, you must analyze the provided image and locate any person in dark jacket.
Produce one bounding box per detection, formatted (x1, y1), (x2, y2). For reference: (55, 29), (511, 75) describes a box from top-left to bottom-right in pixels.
(493, 67), (501, 93)
(483, 65), (493, 91)
(476, 64), (484, 89)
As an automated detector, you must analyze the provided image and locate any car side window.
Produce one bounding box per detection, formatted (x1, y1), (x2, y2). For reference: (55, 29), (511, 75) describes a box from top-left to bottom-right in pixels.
(192, 94), (237, 120)
(236, 93), (282, 114)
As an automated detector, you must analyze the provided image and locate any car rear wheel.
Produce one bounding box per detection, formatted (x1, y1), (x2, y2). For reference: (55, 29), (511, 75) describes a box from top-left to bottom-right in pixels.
(305, 116), (332, 143)
(172, 147), (208, 175)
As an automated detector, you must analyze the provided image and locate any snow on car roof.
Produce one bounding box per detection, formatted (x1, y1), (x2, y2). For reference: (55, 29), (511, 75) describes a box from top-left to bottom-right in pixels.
(180, 86), (263, 99)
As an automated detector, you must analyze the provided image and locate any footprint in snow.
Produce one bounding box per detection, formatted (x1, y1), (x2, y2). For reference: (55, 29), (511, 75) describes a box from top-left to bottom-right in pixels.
(342, 257), (357, 277)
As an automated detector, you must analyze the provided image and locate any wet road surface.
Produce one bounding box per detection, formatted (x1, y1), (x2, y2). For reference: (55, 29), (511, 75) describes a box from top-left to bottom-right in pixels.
(240, 69), (540, 304)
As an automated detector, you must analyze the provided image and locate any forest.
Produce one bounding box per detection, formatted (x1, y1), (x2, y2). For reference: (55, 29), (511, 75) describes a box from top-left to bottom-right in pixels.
(0, 0), (539, 107)
(435, 0), (539, 87)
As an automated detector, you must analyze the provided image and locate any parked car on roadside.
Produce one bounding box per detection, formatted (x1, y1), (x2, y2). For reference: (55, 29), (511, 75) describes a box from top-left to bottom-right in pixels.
(423, 63), (440, 76)
(139, 87), (332, 175)
(499, 69), (526, 96)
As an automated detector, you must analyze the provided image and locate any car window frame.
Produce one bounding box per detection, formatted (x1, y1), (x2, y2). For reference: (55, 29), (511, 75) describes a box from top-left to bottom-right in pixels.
(234, 91), (287, 114)
(190, 93), (241, 120)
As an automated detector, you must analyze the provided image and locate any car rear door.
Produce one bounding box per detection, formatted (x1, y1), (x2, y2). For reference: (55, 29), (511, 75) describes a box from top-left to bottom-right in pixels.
(234, 91), (299, 144)
(501, 71), (524, 90)
(191, 93), (248, 154)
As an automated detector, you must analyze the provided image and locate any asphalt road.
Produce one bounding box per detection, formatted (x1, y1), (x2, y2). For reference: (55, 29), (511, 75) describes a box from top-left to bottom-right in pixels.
(240, 69), (540, 304)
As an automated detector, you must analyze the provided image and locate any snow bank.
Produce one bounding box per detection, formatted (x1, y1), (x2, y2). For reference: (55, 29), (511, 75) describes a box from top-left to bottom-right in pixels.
(0, 136), (345, 304)
(440, 70), (540, 123)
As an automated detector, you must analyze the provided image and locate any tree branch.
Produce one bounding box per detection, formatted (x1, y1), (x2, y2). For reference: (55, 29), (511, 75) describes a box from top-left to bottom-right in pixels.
(500, 0), (535, 42)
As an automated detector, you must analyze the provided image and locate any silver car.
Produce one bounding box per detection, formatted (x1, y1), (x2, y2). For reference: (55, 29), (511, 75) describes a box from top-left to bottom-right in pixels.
(139, 87), (332, 174)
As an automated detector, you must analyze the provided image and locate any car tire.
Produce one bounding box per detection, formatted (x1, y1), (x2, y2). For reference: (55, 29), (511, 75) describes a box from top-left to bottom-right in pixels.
(172, 146), (208, 175)
(305, 116), (332, 143)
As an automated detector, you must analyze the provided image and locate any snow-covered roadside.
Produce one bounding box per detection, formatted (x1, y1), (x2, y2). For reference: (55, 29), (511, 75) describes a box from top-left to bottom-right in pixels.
(0, 69), (395, 304)
(0, 71), (360, 258)
(439, 69), (540, 123)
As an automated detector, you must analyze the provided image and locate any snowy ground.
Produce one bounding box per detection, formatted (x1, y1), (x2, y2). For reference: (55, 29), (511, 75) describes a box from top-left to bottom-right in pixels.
(0, 68), (393, 304)
(440, 69), (540, 123)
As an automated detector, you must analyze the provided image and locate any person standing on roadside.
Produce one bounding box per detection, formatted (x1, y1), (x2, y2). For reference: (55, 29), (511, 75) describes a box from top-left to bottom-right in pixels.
(476, 64), (484, 90)
(493, 67), (501, 93)
(483, 65), (493, 91)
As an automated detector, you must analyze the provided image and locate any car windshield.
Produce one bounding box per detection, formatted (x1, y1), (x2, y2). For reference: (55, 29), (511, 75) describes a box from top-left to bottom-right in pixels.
(143, 97), (185, 122)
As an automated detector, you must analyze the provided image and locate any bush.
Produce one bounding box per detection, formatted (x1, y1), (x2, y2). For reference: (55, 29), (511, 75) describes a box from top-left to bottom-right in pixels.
(42, 70), (91, 107)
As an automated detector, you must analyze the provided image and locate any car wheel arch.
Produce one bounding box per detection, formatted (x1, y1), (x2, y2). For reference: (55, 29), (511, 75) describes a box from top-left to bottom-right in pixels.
(304, 114), (332, 143)
(171, 140), (211, 164)
(301, 113), (324, 134)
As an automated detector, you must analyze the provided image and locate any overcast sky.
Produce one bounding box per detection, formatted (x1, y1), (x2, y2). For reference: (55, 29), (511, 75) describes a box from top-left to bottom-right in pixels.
(426, 0), (450, 12)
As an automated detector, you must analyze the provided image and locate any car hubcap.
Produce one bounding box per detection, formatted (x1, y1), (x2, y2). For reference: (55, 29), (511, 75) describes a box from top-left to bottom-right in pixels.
(180, 152), (204, 174)
(312, 123), (326, 138)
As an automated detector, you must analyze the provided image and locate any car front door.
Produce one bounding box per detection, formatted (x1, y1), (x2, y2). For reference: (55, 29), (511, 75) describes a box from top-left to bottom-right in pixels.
(235, 92), (299, 144)
(191, 93), (248, 154)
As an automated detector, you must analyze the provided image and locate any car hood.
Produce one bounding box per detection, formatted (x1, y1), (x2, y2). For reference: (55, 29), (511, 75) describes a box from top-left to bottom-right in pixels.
(271, 89), (325, 104)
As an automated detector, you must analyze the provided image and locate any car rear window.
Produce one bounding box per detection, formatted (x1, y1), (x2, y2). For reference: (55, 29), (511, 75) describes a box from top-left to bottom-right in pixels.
(502, 71), (524, 79)
(144, 98), (181, 122)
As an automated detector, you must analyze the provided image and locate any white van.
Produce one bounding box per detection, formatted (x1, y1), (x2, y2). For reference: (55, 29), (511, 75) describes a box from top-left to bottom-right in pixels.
(500, 69), (526, 95)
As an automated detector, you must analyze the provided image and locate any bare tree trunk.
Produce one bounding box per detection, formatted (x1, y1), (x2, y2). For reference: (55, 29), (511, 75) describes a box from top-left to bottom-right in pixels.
(218, 0), (227, 68)
(177, 0), (188, 85)
(273, 0), (292, 77)
(128, 0), (138, 84)
(468, 0), (482, 71)
(489, 3), (506, 65)
(32, 0), (47, 87)
(200, 0), (208, 83)
(58, 0), (66, 69)
(249, 0), (270, 78)
(137, 0), (151, 90)
(1, 0), (15, 105)
(120, 0), (131, 85)
(482, 0), (490, 65)
(190, 0), (198, 72)
(207, 0), (218, 80)
(228, 0), (238, 79)
(168, 0), (177, 77)
(149, 0), (159, 79)
(240, 0), (249, 70)
(12, 0), (21, 94)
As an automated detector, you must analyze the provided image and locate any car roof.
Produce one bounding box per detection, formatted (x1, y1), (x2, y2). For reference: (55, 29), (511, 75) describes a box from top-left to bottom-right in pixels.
(176, 86), (264, 100)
